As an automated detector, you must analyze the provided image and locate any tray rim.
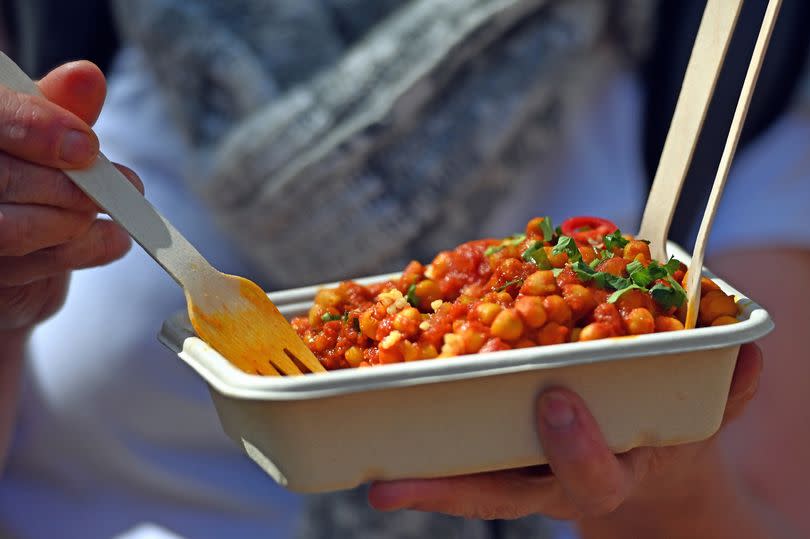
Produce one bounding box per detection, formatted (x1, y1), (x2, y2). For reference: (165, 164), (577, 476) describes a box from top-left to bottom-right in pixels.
(158, 242), (774, 401)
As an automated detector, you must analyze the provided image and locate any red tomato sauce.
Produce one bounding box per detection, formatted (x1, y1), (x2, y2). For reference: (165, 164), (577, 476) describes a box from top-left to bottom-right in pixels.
(292, 216), (739, 370)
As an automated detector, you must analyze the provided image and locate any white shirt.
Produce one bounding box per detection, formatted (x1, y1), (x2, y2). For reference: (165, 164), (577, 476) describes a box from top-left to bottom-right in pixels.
(1, 47), (808, 539)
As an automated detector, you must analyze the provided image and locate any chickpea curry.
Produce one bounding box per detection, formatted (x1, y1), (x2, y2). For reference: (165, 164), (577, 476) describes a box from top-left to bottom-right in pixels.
(291, 216), (739, 370)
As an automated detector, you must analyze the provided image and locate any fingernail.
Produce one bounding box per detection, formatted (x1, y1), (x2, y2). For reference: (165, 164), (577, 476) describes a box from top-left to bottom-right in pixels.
(540, 392), (575, 429)
(60, 130), (95, 165)
(367, 482), (410, 511)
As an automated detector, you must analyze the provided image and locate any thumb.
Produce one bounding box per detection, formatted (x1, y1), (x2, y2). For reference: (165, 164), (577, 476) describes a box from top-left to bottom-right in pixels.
(536, 389), (633, 516)
(37, 61), (107, 126)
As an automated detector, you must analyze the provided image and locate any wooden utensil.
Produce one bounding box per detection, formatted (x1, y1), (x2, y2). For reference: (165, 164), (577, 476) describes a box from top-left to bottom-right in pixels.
(685, 0), (783, 328)
(0, 52), (325, 376)
(637, 0), (745, 262)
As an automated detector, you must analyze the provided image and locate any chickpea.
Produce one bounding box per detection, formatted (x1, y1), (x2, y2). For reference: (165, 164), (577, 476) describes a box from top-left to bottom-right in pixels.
(515, 338), (536, 349)
(379, 346), (404, 364)
(579, 322), (613, 341)
(345, 346), (364, 368)
(615, 289), (654, 317)
(596, 257), (628, 277)
(426, 252), (451, 280)
(526, 217), (548, 239)
(440, 333), (466, 357)
(514, 296), (548, 328)
(496, 291), (514, 304)
(623, 240), (651, 263)
(479, 337), (513, 353)
(414, 279), (442, 306)
(522, 270), (558, 296)
(476, 302), (503, 325)
(543, 295), (573, 326)
(593, 302), (623, 333)
(314, 288), (343, 308)
(711, 315), (738, 326)
(308, 304), (328, 327)
(359, 310), (379, 339)
(562, 284), (596, 321)
(701, 277), (722, 294)
(537, 322), (569, 345)
(624, 307), (655, 335)
(543, 246), (568, 268)
(681, 271), (723, 294)
(421, 344), (439, 359)
(655, 316), (684, 332)
(699, 291), (738, 326)
(402, 340), (421, 361)
(490, 309), (525, 341)
(578, 246), (597, 265)
(393, 307), (422, 337)
(401, 260), (425, 282)
(456, 324), (487, 353)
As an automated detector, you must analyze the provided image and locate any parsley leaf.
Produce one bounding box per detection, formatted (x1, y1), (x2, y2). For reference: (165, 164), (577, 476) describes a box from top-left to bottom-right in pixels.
(552, 235), (581, 262)
(627, 259), (675, 288)
(496, 279), (524, 292)
(571, 260), (596, 281)
(538, 216), (554, 242)
(571, 261), (632, 291)
(552, 268), (564, 277)
(607, 284), (647, 304)
(650, 277), (687, 309)
(321, 312), (343, 322)
(521, 241), (552, 269)
(406, 283), (420, 307)
(485, 233), (527, 256)
(663, 256), (682, 275)
(604, 229), (629, 250)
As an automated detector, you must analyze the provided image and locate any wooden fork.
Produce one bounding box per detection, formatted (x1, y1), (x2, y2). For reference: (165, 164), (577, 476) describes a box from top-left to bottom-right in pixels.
(0, 52), (325, 376)
(684, 0), (783, 328)
(637, 0), (745, 261)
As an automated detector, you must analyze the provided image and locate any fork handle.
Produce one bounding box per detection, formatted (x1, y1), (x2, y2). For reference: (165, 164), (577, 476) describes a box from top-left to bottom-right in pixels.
(0, 52), (215, 288)
(637, 0), (744, 260)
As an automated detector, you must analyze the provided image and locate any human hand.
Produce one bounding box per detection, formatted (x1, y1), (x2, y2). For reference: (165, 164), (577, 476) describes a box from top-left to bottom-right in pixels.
(0, 61), (143, 337)
(368, 343), (762, 524)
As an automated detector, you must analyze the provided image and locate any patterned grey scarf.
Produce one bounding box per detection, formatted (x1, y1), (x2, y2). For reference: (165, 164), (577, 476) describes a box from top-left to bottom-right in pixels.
(113, 0), (655, 289)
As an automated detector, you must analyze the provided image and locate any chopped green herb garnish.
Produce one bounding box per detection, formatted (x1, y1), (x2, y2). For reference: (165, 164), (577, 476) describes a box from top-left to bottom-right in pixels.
(607, 284), (647, 304)
(321, 312), (343, 322)
(538, 216), (555, 242)
(485, 233), (527, 256)
(406, 283), (420, 307)
(663, 256), (683, 275)
(571, 260), (596, 281)
(603, 229), (629, 250)
(552, 268), (564, 277)
(650, 277), (687, 309)
(627, 259), (679, 288)
(521, 241), (552, 269)
(351, 316), (361, 331)
(552, 235), (581, 262)
(588, 257), (601, 269)
(484, 245), (503, 256)
(571, 261), (632, 291)
(496, 279), (524, 292)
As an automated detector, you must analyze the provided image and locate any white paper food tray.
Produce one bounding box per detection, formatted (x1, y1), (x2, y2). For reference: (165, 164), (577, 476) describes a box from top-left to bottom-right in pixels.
(158, 244), (773, 493)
